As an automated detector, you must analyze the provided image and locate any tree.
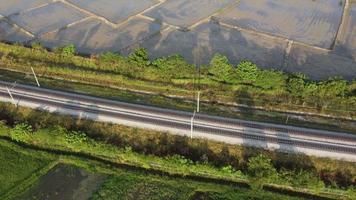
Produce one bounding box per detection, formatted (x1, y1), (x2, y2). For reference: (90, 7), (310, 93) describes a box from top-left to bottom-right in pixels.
(152, 54), (194, 81)
(287, 73), (308, 99)
(317, 78), (348, 98)
(254, 70), (287, 90)
(128, 48), (150, 68)
(208, 53), (235, 83)
(236, 61), (259, 84)
(314, 78), (348, 108)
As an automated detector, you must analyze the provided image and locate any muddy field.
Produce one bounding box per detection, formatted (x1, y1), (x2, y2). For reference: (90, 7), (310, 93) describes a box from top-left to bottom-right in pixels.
(0, 0), (355, 80)
(19, 164), (107, 200)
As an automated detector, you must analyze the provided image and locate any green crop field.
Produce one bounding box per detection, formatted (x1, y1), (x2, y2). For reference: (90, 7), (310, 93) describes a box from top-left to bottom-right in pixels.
(0, 141), (54, 196)
(92, 173), (305, 200)
(0, 139), (309, 200)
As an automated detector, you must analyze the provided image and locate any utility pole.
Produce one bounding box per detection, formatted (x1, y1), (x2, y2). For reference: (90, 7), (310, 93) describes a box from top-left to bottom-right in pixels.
(31, 67), (40, 87)
(6, 87), (16, 107)
(197, 91), (200, 113)
(285, 115), (290, 124)
(190, 110), (196, 139)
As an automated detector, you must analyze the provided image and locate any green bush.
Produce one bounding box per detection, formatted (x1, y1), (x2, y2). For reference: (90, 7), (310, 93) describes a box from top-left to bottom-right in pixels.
(65, 131), (88, 144)
(128, 47), (150, 68)
(287, 73), (307, 98)
(99, 52), (123, 63)
(236, 61), (259, 84)
(54, 44), (76, 57)
(254, 70), (287, 90)
(247, 154), (278, 181)
(208, 53), (235, 83)
(10, 123), (33, 142)
(152, 54), (194, 81)
(279, 169), (324, 190)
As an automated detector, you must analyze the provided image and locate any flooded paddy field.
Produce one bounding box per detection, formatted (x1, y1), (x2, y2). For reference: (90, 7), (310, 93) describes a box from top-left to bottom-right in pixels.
(0, 0), (50, 16)
(40, 17), (164, 55)
(335, 1), (356, 61)
(215, 0), (345, 49)
(286, 43), (356, 80)
(0, 19), (33, 42)
(143, 0), (236, 27)
(124, 21), (288, 69)
(9, 1), (88, 35)
(67, 0), (159, 24)
(18, 164), (107, 200)
(0, 0), (355, 80)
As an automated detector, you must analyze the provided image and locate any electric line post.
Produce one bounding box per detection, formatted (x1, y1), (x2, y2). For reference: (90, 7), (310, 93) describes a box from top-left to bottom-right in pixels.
(190, 110), (196, 139)
(6, 86), (16, 107)
(31, 67), (40, 87)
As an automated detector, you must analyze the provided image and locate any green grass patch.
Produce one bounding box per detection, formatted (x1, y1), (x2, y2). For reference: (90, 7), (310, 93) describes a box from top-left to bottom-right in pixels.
(0, 139), (307, 200)
(92, 174), (305, 200)
(0, 140), (55, 196)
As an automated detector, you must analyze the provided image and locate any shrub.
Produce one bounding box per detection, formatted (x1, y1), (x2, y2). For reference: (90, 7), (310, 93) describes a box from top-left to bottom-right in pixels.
(99, 52), (123, 63)
(279, 169), (324, 190)
(208, 53), (235, 83)
(10, 123), (33, 142)
(236, 61), (259, 84)
(152, 54), (194, 81)
(287, 73), (307, 98)
(247, 154), (278, 181)
(254, 70), (286, 90)
(54, 44), (76, 57)
(168, 154), (193, 166)
(65, 131), (88, 144)
(128, 47), (150, 68)
(30, 42), (43, 50)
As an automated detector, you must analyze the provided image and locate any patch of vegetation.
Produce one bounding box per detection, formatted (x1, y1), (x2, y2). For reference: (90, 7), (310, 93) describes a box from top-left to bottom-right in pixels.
(0, 140), (54, 196)
(0, 104), (354, 199)
(0, 139), (309, 200)
(0, 42), (354, 121)
(92, 173), (306, 200)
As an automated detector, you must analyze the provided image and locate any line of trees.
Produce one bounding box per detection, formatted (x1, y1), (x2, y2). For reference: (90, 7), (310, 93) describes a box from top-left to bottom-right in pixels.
(3, 43), (356, 114)
(101, 47), (355, 110)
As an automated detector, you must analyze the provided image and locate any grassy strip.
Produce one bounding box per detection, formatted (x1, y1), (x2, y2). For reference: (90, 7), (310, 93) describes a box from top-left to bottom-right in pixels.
(0, 140), (55, 197)
(1, 160), (60, 200)
(0, 137), (338, 200)
(0, 122), (352, 199)
(0, 42), (354, 121)
(1, 102), (356, 193)
(0, 140), (309, 200)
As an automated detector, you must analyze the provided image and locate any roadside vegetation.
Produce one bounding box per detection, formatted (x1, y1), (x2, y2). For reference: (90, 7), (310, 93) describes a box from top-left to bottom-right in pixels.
(0, 102), (355, 199)
(0, 139), (309, 200)
(0, 42), (355, 123)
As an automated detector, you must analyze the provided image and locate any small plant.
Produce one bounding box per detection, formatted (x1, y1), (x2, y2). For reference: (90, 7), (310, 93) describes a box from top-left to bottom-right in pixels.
(247, 154), (278, 184)
(30, 42), (43, 50)
(10, 123), (33, 142)
(220, 165), (234, 174)
(128, 47), (150, 68)
(55, 44), (76, 57)
(65, 131), (87, 144)
(168, 154), (193, 166)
